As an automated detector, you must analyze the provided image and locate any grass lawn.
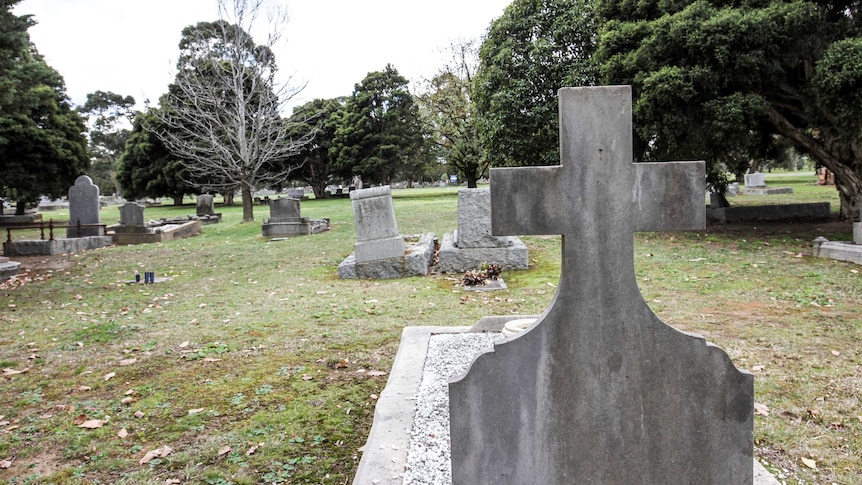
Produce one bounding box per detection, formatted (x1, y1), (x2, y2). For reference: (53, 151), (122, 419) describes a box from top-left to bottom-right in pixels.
(1, 173), (860, 484)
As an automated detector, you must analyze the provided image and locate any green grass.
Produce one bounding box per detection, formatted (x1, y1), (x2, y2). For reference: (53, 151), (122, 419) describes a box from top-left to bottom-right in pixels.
(1, 179), (860, 484)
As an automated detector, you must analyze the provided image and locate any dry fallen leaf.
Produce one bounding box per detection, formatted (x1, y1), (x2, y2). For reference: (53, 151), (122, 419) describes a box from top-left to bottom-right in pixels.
(78, 419), (106, 429)
(0, 459), (12, 469)
(754, 403), (770, 417)
(134, 411), (145, 419)
(124, 389), (136, 396)
(801, 457), (817, 469)
(78, 386), (91, 391)
(178, 341), (190, 348)
(830, 350), (841, 356)
(751, 365), (765, 372)
(140, 445), (173, 464)
(104, 372), (116, 381)
(121, 397), (134, 405)
(164, 479), (181, 485)
(118, 428), (128, 439)
(73, 414), (88, 425)
(246, 443), (260, 456)
(187, 408), (204, 415)
(302, 374), (313, 381)
(119, 358), (137, 366)
(2, 368), (28, 376)
(218, 445), (232, 456)
(366, 370), (387, 377)
(202, 358), (222, 362)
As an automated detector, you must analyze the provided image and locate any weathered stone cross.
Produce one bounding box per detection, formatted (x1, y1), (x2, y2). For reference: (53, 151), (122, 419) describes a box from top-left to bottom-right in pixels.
(449, 86), (753, 484)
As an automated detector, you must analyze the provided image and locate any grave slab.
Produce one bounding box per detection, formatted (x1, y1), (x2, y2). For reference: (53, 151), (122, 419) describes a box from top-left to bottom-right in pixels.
(813, 236), (862, 265)
(261, 197), (329, 237)
(449, 86), (753, 484)
(352, 323), (776, 485)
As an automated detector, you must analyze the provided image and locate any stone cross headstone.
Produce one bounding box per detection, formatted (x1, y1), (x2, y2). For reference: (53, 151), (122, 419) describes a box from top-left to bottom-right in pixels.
(66, 175), (102, 237)
(268, 197), (302, 223)
(196, 194), (215, 216)
(455, 188), (509, 249)
(350, 186), (403, 263)
(449, 86), (753, 484)
(118, 202), (145, 226)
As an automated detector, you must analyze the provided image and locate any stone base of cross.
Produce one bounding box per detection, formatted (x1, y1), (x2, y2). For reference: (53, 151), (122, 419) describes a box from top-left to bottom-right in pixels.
(449, 86), (753, 484)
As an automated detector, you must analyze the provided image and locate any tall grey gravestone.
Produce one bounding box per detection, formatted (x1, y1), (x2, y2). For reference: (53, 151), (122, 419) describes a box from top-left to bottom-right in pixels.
(67, 175), (102, 237)
(351, 186), (403, 263)
(449, 86), (753, 484)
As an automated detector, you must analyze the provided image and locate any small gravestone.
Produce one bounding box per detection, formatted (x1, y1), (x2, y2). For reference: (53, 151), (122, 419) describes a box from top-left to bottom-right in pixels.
(196, 194), (215, 216)
(268, 197), (301, 223)
(195, 194), (221, 224)
(744, 172), (766, 188)
(286, 187), (305, 199)
(338, 186), (435, 279)
(743, 172), (792, 195)
(0, 256), (21, 281)
(115, 202), (148, 234)
(119, 202), (145, 226)
(66, 175), (103, 237)
(261, 197), (329, 238)
(438, 188), (529, 273)
(449, 86), (753, 484)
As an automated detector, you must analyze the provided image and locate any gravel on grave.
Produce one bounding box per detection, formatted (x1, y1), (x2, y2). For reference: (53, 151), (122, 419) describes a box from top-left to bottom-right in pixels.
(403, 332), (504, 485)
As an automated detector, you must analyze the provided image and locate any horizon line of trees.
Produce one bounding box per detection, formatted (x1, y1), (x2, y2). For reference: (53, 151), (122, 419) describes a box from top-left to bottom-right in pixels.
(5, 0), (862, 221)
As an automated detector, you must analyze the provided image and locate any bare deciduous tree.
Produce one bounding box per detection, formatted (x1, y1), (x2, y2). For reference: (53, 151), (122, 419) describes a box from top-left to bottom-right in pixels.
(153, 0), (311, 221)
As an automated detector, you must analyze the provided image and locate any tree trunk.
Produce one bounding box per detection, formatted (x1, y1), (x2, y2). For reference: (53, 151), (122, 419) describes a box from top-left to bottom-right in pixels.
(223, 190), (235, 206)
(312, 181), (328, 199)
(172, 194), (184, 206)
(241, 183), (254, 222)
(466, 173), (478, 188)
(15, 199), (26, 215)
(765, 107), (862, 220)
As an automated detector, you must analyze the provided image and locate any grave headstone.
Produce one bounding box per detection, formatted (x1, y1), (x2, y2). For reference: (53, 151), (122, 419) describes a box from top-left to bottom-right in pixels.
(744, 172), (766, 188)
(350, 186), (403, 263)
(456, 189), (509, 249)
(449, 86), (753, 484)
(261, 197), (329, 238)
(338, 186), (436, 279)
(438, 188), (529, 273)
(286, 187), (305, 199)
(196, 194), (215, 216)
(118, 202), (145, 227)
(268, 197), (301, 223)
(66, 175), (103, 237)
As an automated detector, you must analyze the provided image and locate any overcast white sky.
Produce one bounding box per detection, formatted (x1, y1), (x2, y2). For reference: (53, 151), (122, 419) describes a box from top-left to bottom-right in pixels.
(15, 0), (511, 112)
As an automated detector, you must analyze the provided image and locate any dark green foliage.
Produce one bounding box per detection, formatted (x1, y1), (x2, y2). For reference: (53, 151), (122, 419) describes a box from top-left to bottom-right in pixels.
(331, 65), (428, 185)
(419, 41), (487, 188)
(78, 90), (136, 195)
(284, 98), (348, 199)
(117, 110), (195, 204)
(473, 0), (599, 168)
(597, 0), (862, 219)
(0, 0), (88, 213)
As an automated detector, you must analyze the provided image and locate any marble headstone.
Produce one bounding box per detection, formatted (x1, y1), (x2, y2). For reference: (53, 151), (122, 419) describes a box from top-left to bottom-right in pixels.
(268, 197), (302, 223)
(119, 202), (145, 226)
(350, 186), (404, 263)
(196, 194), (215, 216)
(66, 175), (102, 237)
(449, 86), (753, 484)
